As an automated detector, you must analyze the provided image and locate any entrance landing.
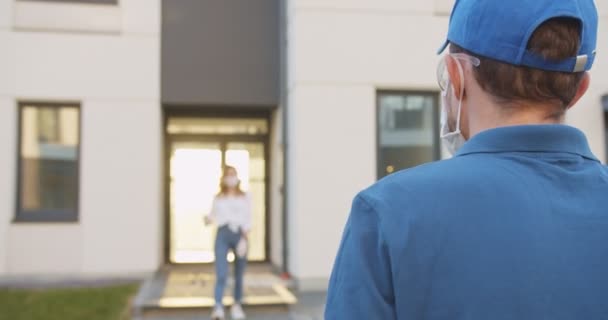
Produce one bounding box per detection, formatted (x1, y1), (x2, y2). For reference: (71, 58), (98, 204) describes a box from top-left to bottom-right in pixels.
(133, 265), (297, 316)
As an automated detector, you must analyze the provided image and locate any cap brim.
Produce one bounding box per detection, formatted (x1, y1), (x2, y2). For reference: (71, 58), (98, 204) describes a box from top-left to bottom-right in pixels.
(437, 39), (449, 55)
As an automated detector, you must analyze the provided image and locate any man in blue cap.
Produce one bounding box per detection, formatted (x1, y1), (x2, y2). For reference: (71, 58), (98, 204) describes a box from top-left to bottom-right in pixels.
(326, 0), (608, 319)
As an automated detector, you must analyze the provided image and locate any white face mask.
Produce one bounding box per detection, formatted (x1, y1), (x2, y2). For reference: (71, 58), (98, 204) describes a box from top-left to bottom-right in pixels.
(439, 56), (467, 156)
(440, 79), (466, 155)
(223, 176), (239, 188)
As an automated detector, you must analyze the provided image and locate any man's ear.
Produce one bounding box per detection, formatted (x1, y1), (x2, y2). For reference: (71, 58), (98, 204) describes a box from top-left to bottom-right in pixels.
(567, 72), (590, 109)
(446, 56), (463, 100)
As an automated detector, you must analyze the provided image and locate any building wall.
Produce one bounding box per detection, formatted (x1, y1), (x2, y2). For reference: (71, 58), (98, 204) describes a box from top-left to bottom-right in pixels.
(568, 0), (608, 159)
(287, 0), (608, 290)
(0, 97), (15, 275)
(0, 0), (14, 275)
(0, 0), (605, 283)
(269, 108), (284, 268)
(161, 0), (280, 106)
(0, 0), (161, 276)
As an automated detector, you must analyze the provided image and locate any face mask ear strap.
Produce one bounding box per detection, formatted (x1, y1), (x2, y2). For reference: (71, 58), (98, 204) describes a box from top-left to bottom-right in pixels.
(455, 58), (465, 133)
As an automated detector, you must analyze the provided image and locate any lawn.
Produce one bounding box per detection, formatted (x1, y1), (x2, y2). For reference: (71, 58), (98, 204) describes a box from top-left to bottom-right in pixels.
(0, 283), (139, 320)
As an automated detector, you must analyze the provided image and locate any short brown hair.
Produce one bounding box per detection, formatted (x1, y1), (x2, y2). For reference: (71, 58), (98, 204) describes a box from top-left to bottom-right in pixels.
(451, 18), (585, 116)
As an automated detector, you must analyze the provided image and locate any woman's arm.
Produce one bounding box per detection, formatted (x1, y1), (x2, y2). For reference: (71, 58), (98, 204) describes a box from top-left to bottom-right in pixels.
(241, 193), (253, 235)
(205, 197), (218, 225)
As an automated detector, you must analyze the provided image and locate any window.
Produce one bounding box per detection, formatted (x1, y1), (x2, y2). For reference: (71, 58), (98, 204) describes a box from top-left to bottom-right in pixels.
(18, 0), (118, 4)
(377, 91), (440, 179)
(16, 102), (81, 222)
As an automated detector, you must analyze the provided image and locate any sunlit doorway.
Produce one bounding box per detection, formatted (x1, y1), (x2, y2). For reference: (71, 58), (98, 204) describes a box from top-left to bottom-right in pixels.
(166, 115), (269, 264)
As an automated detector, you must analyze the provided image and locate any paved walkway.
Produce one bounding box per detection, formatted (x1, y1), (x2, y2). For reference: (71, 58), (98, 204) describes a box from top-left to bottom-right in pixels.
(133, 266), (326, 319)
(139, 292), (326, 320)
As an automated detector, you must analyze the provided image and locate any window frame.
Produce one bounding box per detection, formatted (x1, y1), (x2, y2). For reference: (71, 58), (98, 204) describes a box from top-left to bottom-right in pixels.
(17, 0), (118, 5)
(15, 101), (82, 223)
(376, 90), (441, 180)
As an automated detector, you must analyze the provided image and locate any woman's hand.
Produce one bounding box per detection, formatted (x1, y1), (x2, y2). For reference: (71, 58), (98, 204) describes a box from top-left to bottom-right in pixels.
(204, 216), (213, 226)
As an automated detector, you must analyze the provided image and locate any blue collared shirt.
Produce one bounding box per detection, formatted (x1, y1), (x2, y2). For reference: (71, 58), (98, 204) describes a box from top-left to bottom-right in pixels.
(326, 125), (608, 320)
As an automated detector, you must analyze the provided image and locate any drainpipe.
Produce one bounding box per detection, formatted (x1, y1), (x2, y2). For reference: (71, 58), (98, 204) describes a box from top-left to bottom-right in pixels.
(279, 0), (290, 276)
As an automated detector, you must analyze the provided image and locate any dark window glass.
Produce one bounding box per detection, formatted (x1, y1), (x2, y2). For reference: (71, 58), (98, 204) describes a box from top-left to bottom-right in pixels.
(17, 103), (80, 222)
(377, 92), (440, 179)
(18, 0), (117, 4)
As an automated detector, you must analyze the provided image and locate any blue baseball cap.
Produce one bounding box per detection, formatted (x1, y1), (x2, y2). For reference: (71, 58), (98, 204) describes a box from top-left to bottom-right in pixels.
(438, 0), (598, 73)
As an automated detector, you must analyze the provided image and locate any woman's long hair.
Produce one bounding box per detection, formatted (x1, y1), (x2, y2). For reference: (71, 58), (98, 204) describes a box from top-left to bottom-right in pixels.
(218, 165), (245, 196)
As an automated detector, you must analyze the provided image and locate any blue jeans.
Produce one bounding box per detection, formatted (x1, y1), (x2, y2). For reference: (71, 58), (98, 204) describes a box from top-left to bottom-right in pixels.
(214, 225), (247, 306)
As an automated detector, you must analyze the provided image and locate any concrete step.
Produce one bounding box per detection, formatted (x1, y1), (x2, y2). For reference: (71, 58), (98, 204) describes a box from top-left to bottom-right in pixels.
(135, 292), (326, 320)
(133, 265), (299, 318)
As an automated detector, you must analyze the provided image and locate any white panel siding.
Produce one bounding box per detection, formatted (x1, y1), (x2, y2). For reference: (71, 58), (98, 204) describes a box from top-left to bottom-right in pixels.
(293, 10), (446, 88)
(0, 0), (11, 29)
(13, 33), (158, 100)
(80, 99), (161, 274)
(0, 0), (161, 276)
(0, 97), (16, 274)
(8, 225), (84, 274)
(293, 0), (433, 13)
(289, 84), (376, 281)
(13, 1), (121, 33)
(122, 0), (161, 35)
(0, 31), (14, 96)
(598, 0), (608, 18)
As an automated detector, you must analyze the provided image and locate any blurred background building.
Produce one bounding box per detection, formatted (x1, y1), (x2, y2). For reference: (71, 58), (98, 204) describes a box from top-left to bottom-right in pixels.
(0, 0), (607, 294)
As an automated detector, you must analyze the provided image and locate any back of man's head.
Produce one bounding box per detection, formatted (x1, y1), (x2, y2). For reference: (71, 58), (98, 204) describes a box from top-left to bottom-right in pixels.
(439, 0), (598, 117)
(451, 18), (584, 116)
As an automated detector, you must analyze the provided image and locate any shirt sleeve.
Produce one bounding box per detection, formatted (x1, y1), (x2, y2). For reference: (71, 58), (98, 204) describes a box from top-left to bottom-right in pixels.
(241, 193), (253, 232)
(207, 197), (217, 222)
(325, 194), (397, 320)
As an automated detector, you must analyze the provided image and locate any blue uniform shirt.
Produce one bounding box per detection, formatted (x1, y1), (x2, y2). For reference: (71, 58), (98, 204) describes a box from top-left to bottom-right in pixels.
(326, 125), (608, 320)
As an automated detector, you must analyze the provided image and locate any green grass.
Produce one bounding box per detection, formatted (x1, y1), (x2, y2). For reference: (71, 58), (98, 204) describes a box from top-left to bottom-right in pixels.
(0, 283), (139, 320)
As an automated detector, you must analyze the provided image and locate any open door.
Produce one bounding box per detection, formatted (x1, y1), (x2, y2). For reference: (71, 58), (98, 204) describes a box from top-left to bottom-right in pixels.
(167, 116), (268, 263)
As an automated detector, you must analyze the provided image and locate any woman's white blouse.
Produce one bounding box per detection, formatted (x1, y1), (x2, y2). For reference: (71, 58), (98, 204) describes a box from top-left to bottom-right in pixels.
(208, 193), (252, 233)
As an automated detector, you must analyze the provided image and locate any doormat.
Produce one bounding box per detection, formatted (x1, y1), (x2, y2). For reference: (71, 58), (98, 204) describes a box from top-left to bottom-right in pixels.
(155, 270), (297, 308)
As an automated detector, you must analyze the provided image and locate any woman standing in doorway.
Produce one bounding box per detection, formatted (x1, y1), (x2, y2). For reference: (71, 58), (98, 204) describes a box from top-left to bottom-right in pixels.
(205, 166), (252, 320)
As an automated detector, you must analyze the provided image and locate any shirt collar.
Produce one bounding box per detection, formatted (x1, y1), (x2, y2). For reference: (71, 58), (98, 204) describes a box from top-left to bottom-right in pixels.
(455, 125), (599, 162)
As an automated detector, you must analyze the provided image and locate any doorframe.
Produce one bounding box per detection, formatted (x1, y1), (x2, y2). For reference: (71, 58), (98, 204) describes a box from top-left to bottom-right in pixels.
(162, 108), (272, 265)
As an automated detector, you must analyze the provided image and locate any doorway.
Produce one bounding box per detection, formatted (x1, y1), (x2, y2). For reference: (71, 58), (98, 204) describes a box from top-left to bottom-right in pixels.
(165, 114), (269, 264)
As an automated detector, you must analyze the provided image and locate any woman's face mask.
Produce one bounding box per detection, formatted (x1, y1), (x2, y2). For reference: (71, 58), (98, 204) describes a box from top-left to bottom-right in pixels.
(223, 176), (239, 188)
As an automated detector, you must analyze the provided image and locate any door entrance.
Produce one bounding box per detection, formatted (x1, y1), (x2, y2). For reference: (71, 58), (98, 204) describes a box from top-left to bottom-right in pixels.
(166, 116), (269, 264)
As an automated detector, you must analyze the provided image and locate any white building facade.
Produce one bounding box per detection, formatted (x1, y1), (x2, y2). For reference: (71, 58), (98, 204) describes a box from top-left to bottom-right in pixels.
(0, 0), (162, 277)
(285, 0), (608, 289)
(0, 0), (606, 291)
